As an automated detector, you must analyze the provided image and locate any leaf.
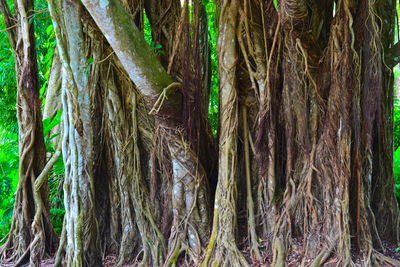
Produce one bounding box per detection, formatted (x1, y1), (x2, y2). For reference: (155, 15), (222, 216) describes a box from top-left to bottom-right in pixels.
(273, 0), (279, 11)
(84, 58), (95, 76)
(43, 110), (62, 136)
(46, 24), (53, 35)
(49, 133), (61, 142)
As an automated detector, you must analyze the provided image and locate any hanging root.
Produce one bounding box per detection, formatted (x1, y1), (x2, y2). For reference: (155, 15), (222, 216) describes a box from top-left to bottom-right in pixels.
(164, 133), (210, 266)
(148, 82), (181, 115)
(372, 251), (400, 267)
(29, 143), (61, 265)
(201, 202), (249, 267)
(242, 106), (261, 261)
(102, 67), (166, 266)
(0, 108), (53, 266)
(129, 90), (166, 266)
(271, 238), (285, 267)
(309, 249), (332, 267)
(54, 217), (67, 267)
(199, 1), (251, 266)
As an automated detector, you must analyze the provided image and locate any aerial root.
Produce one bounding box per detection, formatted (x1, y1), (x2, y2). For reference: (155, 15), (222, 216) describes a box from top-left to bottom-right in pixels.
(271, 238), (285, 267)
(309, 249), (332, 267)
(203, 244), (249, 267)
(14, 246), (31, 267)
(164, 236), (185, 267)
(201, 219), (248, 267)
(0, 232), (27, 265)
(372, 251), (400, 267)
(54, 217), (67, 267)
(164, 216), (204, 266)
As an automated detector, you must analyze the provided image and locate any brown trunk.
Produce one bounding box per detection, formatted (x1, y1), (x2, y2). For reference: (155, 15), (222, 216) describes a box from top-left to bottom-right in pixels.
(202, 1), (249, 266)
(0, 0), (56, 265)
(38, 0), (400, 266)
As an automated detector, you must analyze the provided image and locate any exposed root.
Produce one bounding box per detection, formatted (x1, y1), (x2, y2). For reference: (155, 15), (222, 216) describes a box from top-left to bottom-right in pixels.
(309, 249), (332, 267)
(54, 217), (66, 267)
(201, 207), (249, 267)
(242, 106), (261, 261)
(271, 238), (285, 267)
(373, 251), (400, 267)
(200, 1), (249, 266)
(164, 133), (210, 266)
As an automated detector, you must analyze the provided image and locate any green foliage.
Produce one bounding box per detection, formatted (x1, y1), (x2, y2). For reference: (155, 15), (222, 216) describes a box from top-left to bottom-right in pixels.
(394, 98), (400, 151)
(0, 5), (17, 129)
(85, 58), (95, 76)
(43, 110), (62, 137)
(143, 11), (165, 55)
(150, 43), (165, 55)
(0, 128), (18, 244)
(205, 0), (219, 135)
(47, 157), (65, 235)
(394, 149), (400, 202)
(34, 2), (56, 102)
(0, 2), (18, 236)
(0, 0), (62, 241)
(50, 208), (65, 234)
(273, 0), (279, 11)
(143, 10), (153, 45)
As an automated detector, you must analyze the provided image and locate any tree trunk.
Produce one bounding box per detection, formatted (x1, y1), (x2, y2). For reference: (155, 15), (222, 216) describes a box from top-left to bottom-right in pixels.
(48, 1), (102, 265)
(202, 1), (249, 266)
(19, 0), (400, 266)
(47, 0), (214, 265)
(0, 0), (56, 265)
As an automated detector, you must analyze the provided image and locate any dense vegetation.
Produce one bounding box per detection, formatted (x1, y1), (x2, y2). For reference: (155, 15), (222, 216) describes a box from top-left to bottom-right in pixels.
(0, 0), (218, 242)
(0, 0), (399, 266)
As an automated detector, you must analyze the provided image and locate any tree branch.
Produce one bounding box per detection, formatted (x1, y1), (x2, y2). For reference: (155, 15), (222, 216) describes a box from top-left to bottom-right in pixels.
(80, 0), (182, 127)
(0, 23), (17, 33)
(0, 0), (17, 49)
(386, 41), (400, 68)
(34, 142), (62, 191)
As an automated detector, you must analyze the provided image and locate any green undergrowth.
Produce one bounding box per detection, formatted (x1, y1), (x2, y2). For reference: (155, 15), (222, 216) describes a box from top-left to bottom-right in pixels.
(0, 0), (63, 243)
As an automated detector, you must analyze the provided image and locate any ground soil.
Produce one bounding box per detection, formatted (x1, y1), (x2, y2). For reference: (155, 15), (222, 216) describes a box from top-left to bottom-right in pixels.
(1, 240), (399, 266)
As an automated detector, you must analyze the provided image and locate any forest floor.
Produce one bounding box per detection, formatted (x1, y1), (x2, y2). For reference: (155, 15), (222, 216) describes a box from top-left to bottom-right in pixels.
(1, 240), (399, 266)
(241, 238), (400, 267)
(101, 238), (400, 266)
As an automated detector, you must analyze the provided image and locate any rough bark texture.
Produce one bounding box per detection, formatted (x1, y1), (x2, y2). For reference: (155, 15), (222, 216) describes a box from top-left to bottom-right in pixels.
(48, 1), (102, 266)
(0, 0), (56, 266)
(143, 0), (181, 72)
(47, 0), (215, 266)
(43, 51), (62, 120)
(54, 0), (400, 265)
(202, 1), (249, 266)
(2, 0), (399, 266)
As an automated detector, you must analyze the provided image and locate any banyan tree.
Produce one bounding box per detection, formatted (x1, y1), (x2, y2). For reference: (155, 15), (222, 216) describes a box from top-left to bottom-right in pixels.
(1, 0), (400, 266)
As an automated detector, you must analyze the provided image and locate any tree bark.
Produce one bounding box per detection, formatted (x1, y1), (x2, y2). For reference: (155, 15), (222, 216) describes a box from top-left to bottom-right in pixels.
(48, 1), (102, 265)
(35, 0), (400, 266)
(0, 0), (56, 265)
(202, 1), (249, 266)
